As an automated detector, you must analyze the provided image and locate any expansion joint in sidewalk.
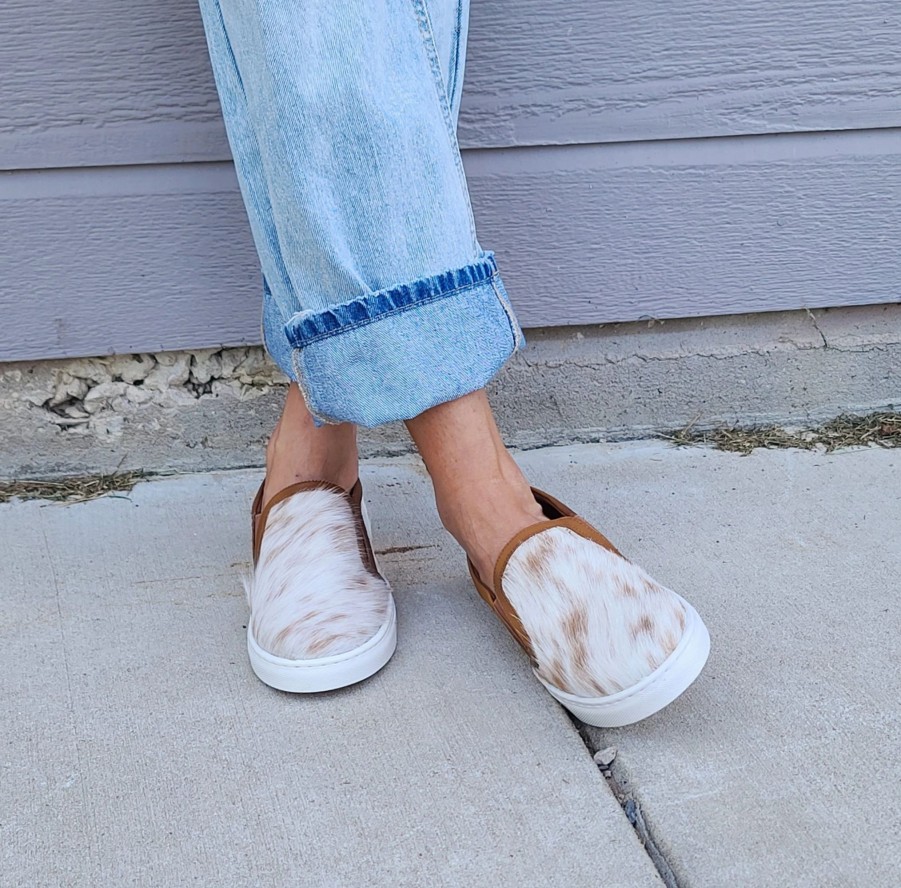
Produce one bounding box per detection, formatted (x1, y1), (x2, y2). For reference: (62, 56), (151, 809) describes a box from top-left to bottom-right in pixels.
(572, 718), (682, 888)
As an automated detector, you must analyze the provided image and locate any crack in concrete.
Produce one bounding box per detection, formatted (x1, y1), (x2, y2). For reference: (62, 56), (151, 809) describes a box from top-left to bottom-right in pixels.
(572, 719), (682, 888)
(804, 307), (829, 348)
(374, 544), (438, 555)
(514, 339), (893, 373)
(522, 340), (892, 373)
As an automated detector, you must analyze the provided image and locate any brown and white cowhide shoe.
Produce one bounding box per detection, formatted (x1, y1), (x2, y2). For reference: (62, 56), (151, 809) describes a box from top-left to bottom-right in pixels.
(245, 479), (396, 692)
(468, 487), (710, 727)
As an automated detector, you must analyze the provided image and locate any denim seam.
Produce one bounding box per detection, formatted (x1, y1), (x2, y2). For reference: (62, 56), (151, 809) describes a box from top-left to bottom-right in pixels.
(491, 278), (525, 351)
(409, 0), (479, 252)
(210, 0), (301, 324)
(447, 0), (464, 115)
(290, 348), (342, 426)
(265, 275), (318, 414)
(259, 276), (267, 348)
(288, 272), (500, 348)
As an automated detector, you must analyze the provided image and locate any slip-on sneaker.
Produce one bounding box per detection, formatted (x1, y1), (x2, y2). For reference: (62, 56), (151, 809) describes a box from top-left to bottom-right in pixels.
(246, 478), (397, 693)
(468, 486), (710, 727)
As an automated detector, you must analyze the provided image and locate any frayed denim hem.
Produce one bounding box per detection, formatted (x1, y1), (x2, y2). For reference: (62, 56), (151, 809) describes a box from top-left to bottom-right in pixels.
(264, 253), (525, 428)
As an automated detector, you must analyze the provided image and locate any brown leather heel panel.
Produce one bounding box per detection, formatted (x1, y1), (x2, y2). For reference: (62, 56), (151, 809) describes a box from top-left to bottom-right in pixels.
(346, 479), (384, 581)
(468, 558), (535, 660)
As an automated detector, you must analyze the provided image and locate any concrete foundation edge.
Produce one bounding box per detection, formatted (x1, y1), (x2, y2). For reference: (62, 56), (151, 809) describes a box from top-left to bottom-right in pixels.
(1, 303), (898, 477)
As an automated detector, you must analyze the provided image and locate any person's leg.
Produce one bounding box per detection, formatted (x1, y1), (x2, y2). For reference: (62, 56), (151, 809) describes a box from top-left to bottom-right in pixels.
(196, 0), (516, 692)
(198, 0), (518, 506)
(198, 0), (709, 716)
(198, 0), (522, 431)
(405, 390), (544, 586)
(263, 385), (358, 501)
(408, 387), (710, 728)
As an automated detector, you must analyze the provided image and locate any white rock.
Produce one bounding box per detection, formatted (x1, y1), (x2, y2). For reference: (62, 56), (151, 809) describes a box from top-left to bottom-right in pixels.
(82, 381), (130, 410)
(65, 358), (113, 385)
(143, 354), (191, 391)
(124, 386), (155, 406)
(218, 348), (250, 377)
(189, 349), (223, 385)
(113, 353), (157, 385)
(593, 747), (617, 767)
(48, 374), (90, 407)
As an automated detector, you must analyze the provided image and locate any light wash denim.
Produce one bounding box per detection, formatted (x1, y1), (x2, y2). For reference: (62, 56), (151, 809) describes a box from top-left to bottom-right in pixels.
(197, 0), (525, 427)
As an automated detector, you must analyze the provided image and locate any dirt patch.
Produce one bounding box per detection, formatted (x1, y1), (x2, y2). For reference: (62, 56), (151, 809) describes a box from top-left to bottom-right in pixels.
(660, 410), (901, 455)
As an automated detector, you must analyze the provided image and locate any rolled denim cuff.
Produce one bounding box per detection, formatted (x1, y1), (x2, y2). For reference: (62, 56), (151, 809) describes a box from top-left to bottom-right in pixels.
(266, 252), (525, 427)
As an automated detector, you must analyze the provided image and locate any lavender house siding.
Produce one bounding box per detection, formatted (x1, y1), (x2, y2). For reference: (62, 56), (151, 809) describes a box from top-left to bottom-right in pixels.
(2, 0), (900, 362)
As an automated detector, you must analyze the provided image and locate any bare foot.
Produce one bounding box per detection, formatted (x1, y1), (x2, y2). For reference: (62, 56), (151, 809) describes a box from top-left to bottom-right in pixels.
(405, 390), (545, 584)
(262, 383), (359, 504)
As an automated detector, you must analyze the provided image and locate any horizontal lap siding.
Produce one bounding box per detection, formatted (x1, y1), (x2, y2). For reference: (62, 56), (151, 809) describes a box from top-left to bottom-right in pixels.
(459, 2), (901, 146)
(1, 0), (899, 360)
(3, 135), (900, 362)
(4, 0), (901, 168)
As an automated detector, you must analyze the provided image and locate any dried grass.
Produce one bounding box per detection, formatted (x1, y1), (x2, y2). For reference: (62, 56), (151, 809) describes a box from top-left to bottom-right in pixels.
(660, 410), (901, 455)
(0, 470), (147, 504)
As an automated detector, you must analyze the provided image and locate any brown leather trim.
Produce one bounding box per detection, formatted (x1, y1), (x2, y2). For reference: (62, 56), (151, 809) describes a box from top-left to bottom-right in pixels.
(559, 516), (627, 561)
(492, 515), (559, 594)
(529, 486), (575, 520)
(250, 480), (265, 561)
(527, 487), (625, 560)
(344, 478), (382, 579)
(251, 478), (383, 580)
(469, 486), (628, 666)
(467, 556), (536, 659)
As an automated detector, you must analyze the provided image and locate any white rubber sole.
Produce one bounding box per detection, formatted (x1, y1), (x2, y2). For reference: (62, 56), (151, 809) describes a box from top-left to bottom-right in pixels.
(537, 595), (711, 727)
(247, 595), (397, 693)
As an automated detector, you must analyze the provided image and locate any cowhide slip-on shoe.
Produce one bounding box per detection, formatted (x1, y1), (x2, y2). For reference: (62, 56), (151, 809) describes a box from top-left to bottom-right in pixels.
(245, 478), (397, 693)
(468, 487), (710, 727)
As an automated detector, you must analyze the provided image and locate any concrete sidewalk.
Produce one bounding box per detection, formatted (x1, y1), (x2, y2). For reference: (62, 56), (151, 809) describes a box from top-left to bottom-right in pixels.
(2, 440), (899, 886)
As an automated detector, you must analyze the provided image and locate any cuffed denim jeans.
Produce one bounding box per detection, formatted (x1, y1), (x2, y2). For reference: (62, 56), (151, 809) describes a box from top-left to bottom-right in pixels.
(197, 0), (525, 427)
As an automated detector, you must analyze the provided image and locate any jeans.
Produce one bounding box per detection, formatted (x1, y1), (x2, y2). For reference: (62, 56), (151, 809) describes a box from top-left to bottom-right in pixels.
(197, 0), (525, 427)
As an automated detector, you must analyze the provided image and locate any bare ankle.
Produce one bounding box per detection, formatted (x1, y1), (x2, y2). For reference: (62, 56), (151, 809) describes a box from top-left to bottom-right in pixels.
(404, 389), (545, 581)
(263, 385), (359, 499)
